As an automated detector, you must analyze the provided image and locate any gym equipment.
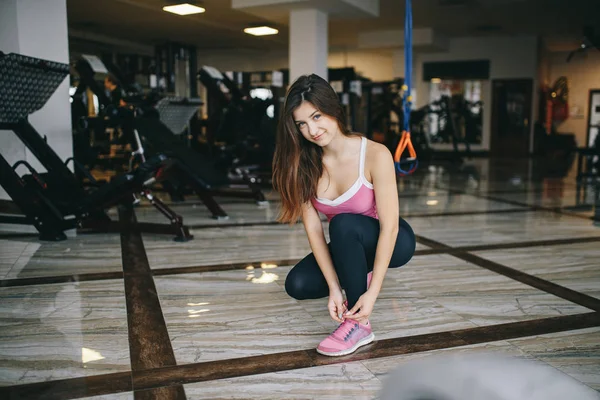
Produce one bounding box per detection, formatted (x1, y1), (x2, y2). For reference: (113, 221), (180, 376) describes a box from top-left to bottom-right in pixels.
(73, 55), (160, 117)
(199, 66), (363, 175)
(258, 66), (364, 133)
(393, 0), (418, 176)
(133, 114), (268, 220)
(577, 89), (600, 185)
(328, 67), (364, 132)
(154, 41), (198, 97)
(0, 52), (192, 241)
(394, 131), (418, 175)
(71, 55), (135, 173)
(361, 79), (404, 146)
(74, 59), (265, 219)
(142, 94), (269, 215)
(198, 65), (276, 176)
(235, 69), (286, 125)
(415, 95), (476, 162)
(156, 96), (204, 138)
(360, 78), (433, 164)
(574, 125), (599, 223)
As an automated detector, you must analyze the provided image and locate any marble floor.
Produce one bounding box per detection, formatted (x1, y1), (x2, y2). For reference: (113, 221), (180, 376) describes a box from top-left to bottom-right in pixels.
(0, 158), (599, 399)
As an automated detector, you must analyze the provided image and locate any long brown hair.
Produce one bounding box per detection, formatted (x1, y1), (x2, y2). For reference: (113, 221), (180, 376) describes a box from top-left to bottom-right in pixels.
(272, 74), (352, 224)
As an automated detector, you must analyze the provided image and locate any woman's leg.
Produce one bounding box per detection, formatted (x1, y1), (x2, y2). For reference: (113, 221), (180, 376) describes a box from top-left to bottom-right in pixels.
(284, 251), (330, 300)
(284, 214), (416, 307)
(328, 214), (416, 309)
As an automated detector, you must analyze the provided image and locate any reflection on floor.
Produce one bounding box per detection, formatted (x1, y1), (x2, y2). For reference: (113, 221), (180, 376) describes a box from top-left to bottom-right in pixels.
(0, 158), (599, 399)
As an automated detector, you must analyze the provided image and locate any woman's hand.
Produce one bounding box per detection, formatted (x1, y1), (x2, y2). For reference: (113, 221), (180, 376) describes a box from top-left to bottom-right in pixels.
(344, 289), (378, 323)
(328, 287), (347, 323)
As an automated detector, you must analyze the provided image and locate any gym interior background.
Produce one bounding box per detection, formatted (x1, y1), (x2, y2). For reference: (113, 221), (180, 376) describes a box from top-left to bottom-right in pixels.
(0, 0), (599, 399)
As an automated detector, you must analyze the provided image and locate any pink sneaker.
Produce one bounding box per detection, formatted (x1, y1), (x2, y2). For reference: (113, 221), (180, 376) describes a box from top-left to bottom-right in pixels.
(317, 319), (375, 356)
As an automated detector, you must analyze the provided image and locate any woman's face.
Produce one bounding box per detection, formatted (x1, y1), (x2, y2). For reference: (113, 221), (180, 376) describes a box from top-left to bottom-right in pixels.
(292, 101), (340, 147)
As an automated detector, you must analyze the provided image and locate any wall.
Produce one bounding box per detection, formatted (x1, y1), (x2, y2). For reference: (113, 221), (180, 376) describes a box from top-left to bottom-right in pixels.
(415, 36), (538, 151)
(196, 49), (394, 82)
(197, 50), (288, 74)
(0, 0), (72, 200)
(547, 51), (600, 147)
(329, 50), (393, 81)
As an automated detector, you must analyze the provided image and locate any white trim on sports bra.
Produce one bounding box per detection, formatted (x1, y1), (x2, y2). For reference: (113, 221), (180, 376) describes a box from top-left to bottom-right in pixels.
(315, 137), (373, 206)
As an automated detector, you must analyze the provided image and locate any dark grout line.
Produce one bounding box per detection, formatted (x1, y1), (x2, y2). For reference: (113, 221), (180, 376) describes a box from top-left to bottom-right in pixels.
(0, 192), (563, 237)
(3, 236), (600, 288)
(446, 188), (536, 209)
(151, 258), (301, 277)
(2, 181), (597, 399)
(0, 371), (132, 400)
(414, 233), (600, 311)
(186, 208), (530, 230)
(454, 252), (600, 312)
(136, 199), (279, 208)
(133, 386), (186, 400)
(3, 312), (598, 399)
(452, 312), (599, 344)
(445, 187), (596, 223)
(0, 232), (39, 240)
(447, 236), (600, 253)
(131, 312), (600, 391)
(188, 220), (281, 229)
(414, 234), (451, 249)
(396, 208), (531, 221)
(437, 185), (578, 196)
(118, 206), (187, 400)
(0, 271), (124, 288)
(3, 224), (599, 398)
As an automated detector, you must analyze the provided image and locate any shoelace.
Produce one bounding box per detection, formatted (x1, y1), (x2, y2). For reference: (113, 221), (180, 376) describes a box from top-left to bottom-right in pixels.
(333, 320), (359, 341)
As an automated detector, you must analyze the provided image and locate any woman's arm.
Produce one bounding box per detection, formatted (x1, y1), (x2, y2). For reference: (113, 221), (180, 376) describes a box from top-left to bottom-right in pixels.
(302, 202), (347, 323)
(344, 142), (399, 321)
(301, 201), (341, 291)
(366, 143), (400, 296)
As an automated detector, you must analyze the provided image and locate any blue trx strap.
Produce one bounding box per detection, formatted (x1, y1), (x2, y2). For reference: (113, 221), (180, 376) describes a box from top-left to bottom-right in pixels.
(403, 0), (412, 133)
(394, 0), (417, 175)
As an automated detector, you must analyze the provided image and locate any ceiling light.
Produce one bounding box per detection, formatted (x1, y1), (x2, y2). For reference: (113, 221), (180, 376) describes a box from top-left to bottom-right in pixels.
(431, 78), (442, 84)
(163, 3), (205, 15)
(244, 26), (279, 36)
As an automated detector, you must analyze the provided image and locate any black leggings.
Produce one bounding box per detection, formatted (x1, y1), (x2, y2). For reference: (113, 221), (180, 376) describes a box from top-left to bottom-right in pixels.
(285, 213), (416, 309)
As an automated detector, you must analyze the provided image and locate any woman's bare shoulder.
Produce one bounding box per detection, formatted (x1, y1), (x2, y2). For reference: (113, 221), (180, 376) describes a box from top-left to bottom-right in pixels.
(363, 137), (394, 181)
(364, 137), (392, 158)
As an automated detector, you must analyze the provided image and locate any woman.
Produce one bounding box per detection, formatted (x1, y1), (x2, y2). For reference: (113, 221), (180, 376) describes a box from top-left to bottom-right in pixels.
(272, 74), (416, 357)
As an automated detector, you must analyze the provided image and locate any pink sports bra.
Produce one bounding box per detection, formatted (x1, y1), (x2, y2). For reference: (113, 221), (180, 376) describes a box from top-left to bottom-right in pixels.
(311, 137), (378, 221)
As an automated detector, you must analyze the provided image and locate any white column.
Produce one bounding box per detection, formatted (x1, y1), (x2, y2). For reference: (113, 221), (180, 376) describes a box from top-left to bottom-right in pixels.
(289, 8), (328, 83)
(0, 0), (72, 199)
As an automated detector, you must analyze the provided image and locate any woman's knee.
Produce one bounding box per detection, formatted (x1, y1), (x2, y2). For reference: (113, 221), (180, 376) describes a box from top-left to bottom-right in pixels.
(399, 218), (415, 247)
(329, 213), (354, 234)
(284, 270), (311, 300)
(329, 213), (370, 241)
(392, 218), (416, 267)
